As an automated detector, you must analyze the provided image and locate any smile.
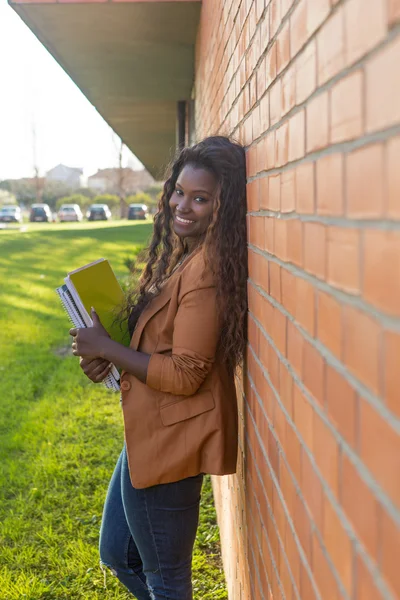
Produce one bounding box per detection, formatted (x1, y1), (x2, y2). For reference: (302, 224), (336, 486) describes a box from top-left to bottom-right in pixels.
(175, 215), (195, 224)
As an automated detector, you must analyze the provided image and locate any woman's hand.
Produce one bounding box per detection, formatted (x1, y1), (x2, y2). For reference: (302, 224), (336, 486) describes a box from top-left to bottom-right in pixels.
(79, 357), (112, 383)
(70, 308), (110, 359)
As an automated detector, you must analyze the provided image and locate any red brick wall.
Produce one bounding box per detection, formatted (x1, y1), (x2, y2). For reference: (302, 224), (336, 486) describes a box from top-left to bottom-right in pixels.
(195, 1), (400, 598)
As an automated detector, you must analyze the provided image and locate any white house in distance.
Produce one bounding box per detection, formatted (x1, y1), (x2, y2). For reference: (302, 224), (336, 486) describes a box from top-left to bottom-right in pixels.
(46, 164), (84, 189)
(87, 167), (154, 196)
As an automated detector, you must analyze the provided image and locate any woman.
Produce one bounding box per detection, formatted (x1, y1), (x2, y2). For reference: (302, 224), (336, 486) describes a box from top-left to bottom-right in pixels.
(70, 135), (248, 599)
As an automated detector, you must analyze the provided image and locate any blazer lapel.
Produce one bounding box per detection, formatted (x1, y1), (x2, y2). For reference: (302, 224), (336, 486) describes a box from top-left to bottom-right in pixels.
(130, 279), (174, 350)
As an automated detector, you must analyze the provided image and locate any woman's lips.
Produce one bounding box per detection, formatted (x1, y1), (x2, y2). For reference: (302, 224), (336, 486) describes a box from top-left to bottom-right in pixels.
(175, 214), (195, 225)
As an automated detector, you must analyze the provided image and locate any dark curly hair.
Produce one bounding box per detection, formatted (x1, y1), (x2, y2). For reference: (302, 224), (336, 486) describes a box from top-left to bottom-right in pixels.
(122, 135), (248, 371)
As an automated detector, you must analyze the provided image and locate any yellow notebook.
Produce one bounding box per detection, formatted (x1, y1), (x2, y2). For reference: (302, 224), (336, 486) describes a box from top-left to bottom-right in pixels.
(66, 258), (130, 347)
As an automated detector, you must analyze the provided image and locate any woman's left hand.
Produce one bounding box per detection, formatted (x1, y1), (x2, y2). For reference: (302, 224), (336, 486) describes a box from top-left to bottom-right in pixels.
(70, 308), (110, 359)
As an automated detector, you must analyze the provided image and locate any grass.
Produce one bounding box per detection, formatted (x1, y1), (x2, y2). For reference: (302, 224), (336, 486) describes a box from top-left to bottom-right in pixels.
(0, 221), (227, 599)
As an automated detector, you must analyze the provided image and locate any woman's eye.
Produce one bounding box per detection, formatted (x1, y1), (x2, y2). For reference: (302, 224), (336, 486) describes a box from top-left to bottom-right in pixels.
(175, 189), (183, 196)
(195, 196), (206, 203)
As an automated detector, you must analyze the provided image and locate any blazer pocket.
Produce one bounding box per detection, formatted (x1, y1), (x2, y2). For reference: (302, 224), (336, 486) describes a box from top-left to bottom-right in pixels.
(160, 391), (215, 426)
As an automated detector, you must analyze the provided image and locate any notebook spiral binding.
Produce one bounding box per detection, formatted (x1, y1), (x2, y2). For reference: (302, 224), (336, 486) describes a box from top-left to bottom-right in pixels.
(56, 285), (120, 391)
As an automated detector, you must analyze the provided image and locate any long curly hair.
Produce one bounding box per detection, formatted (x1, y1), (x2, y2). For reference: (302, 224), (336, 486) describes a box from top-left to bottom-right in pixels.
(122, 135), (248, 371)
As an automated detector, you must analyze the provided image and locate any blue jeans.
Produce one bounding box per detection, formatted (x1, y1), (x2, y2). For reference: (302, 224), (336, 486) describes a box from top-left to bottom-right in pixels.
(99, 447), (203, 599)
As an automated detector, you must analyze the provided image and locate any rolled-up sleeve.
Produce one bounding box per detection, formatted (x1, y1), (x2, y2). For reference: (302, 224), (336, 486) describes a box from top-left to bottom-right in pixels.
(146, 284), (219, 396)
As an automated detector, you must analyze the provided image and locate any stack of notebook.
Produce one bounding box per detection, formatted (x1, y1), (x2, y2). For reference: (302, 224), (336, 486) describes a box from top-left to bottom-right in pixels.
(56, 259), (130, 391)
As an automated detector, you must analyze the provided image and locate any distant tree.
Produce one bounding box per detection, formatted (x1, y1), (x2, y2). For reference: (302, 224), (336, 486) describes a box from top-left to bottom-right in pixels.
(56, 194), (92, 211)
(93, 194), (120, 214)
(0, 190), (16, 206)
(126, 192), (153, 206)
(128, 190), (159, 214)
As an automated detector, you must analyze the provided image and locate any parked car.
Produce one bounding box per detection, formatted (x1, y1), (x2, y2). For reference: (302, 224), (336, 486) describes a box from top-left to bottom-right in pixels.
(58, 203), (83, 222)
(87, 204), (112, 221)
(29, 203), (52, 222)
(128, 203), (148, 220)
(0, 205), (22, 223)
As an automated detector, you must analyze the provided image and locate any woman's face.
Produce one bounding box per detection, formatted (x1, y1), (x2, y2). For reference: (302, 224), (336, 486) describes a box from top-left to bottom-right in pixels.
(169, 164), (217, 240)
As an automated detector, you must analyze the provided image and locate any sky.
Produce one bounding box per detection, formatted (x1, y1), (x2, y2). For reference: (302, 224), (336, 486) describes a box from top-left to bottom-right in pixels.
(0, 0), (143, 181)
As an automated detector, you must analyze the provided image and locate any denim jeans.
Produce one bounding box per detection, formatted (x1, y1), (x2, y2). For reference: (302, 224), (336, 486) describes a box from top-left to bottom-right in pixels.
(99, 446), (204, 599)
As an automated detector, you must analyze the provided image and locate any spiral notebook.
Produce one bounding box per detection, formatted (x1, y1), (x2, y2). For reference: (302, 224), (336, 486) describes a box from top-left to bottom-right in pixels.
(56, 259), (130, 391)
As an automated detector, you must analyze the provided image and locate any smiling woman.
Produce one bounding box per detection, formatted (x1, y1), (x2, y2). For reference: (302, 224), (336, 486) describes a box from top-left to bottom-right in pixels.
(69, 135), (248, 600)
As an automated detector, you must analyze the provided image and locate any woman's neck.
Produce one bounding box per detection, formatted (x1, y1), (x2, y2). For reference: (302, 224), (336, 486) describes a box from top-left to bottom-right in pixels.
(184, 236), (203, 254)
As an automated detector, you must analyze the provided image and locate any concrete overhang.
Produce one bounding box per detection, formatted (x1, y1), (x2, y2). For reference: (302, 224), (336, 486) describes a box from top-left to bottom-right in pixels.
(9, 0), (201, 178)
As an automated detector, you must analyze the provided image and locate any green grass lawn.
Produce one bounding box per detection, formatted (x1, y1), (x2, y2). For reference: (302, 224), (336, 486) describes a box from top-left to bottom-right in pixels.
(0, 221), (227, 599)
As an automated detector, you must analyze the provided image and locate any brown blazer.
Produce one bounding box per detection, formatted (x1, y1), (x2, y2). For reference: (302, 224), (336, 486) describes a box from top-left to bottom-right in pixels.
(120, 249), (238, 489)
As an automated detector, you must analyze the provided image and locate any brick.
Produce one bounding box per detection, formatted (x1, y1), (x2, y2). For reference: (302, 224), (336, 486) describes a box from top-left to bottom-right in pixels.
(296, 162), (315, 214)
(259, 94), (270, 135)
(341, 455), (379, 559)
(247, 179), (259, 211)
(257, 136), (268, 174)
(307, 91), (329, 153)
(265, 42), (277, 90)
(303, 340), (325, 405)
(355, 555), (385, 600)
(381, 511), (400, 597)
(344, 305), (381, 393)
(252, 104), (261, 141)
(363, 230), (400, 316)
(269, 261), (281, 301)
(290, 0), (307, 57)
(246, 147), (258, 179)
(366, 36), (400, 133)
(269, 173), (281, 211)
(289, 109), (305, 162)
(307, 0), (330, 36)
(280, 361), (294, 416)
(276, 21), (290, 74)
(295, 277), (315, 336)
(270, 0), (281, 37)
(317, 291), (343, 359)
(287, 320), (304, 376)
(317, 8), (345, 85)
(360, 399), (400, 506)
(265, 130), (276, 170)
(249, 215), (265, 249)
(296, 40), (317, 104)
(327, 226), (360, 293)
(285, 419), (302, 481)
(344, 0), (386, 65)
(384, 330), (400, 417)
(387, 136), (400, 218)
(259, 174), (269, 211)
(281, 65), (296, 116)
(301, 452), (324, 530)
(287, 219), (303, 266)
(269, 79), (282, 126)
(331, 71), (363, 143)
(346, 143), (385, 218)
(389, 0), (400, 25)
(281, 170), (296, 213)
(326, 366), (357, 447)
(316, 154), (344, 216)
(274, 218), (287, 259)
(312, 535), (341, 600)
(314, 413), (340, 497)
(300, 565), (318, 600)
(294, 495), (312, 559)
(281, 269), (296, 317)
(248, 315), (260, 355)
(293, 383), (314, 449)
(323, 498), (353, 595)
(275, 121), (289, 167)
(304, 222), (327, 279)
(286, 526), (301, 590)
(265, 215), (275, 253)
